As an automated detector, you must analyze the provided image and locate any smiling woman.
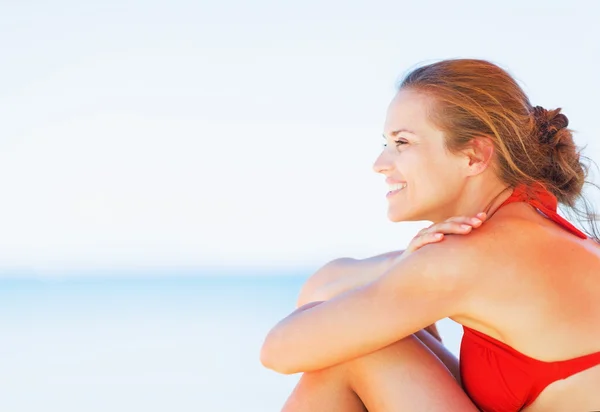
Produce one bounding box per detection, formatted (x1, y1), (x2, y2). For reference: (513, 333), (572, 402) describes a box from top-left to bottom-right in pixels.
(260, 59), (600, 412)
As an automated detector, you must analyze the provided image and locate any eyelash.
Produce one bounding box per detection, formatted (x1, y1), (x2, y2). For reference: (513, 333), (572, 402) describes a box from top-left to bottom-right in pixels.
(383, 140), (407, 148)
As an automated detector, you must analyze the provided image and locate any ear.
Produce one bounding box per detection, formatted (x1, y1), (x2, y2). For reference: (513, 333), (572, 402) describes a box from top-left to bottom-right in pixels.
(461, 136), (495, 176)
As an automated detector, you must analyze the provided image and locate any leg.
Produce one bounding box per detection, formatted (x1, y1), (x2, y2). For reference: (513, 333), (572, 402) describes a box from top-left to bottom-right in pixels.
(414, 329), (461, 384)
(282, 334), (477, 412)
(281, 361), (367, 412)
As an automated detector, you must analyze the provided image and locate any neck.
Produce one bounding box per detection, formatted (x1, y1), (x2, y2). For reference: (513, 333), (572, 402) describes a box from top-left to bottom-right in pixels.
(431, 179), (514, 223)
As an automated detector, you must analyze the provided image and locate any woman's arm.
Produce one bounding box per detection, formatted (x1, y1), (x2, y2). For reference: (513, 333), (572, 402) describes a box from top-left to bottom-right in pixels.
(260, 236), (483, 374)
(290, 214), (486, 350)
(297, 251), (443, 342)
(296, 250), (404, 307)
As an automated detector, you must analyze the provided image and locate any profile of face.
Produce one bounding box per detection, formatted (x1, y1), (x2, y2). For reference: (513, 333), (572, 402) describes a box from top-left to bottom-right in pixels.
(373, 89), (471, 223)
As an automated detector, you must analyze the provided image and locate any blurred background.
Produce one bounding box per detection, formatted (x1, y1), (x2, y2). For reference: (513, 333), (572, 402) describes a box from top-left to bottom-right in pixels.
(1, 0), (599, 411)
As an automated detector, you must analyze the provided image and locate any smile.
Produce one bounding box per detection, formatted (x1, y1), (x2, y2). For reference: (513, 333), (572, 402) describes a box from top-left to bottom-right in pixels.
(386, 183), (407, 197)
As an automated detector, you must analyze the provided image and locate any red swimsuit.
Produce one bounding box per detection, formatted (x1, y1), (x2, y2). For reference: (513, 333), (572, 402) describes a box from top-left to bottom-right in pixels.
(459, 183), (600, 412)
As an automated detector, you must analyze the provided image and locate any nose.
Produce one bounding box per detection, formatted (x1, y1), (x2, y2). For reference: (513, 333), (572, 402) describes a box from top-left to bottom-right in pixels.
(372, 149), (392, 174)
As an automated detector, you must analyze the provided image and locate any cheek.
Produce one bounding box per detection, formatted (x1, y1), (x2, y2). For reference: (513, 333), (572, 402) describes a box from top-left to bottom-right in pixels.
(407, 153), (447, 182)
(412, 155), (461, 195)
(394, 148), (458, 186)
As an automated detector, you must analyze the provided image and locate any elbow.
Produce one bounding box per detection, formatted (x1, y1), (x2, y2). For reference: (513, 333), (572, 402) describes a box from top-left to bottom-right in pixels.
(296, 283), (315, 308)
(296, 283), (327, 308)
(296, 258), (354, 307)
(259, 336), (277, 370)
(259, 333), (298, 375)
(296, 266), (330, 307)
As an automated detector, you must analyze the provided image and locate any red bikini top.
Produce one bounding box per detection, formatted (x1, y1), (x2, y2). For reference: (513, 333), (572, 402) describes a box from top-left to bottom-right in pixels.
(497, 182), (587, 240)
(459, 182), (600, 412)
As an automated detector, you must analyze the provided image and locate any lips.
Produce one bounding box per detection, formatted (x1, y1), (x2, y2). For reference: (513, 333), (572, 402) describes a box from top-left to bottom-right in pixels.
(385, 178), (407, 185)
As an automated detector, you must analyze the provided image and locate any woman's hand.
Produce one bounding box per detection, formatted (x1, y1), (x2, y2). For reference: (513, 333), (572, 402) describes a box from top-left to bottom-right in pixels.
(399, 212), (487, 262)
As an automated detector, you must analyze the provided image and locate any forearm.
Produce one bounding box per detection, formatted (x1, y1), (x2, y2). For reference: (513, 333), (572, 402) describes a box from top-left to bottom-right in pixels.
(297, 250), (404, 307)
(295, 251), (443, 343)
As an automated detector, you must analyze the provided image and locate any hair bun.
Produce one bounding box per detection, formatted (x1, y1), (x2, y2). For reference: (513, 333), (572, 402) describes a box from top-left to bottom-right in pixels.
(533, 105), (569, 144)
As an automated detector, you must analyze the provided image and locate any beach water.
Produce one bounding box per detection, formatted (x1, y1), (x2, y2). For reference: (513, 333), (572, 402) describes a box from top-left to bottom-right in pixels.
(0, 273), (463, 412)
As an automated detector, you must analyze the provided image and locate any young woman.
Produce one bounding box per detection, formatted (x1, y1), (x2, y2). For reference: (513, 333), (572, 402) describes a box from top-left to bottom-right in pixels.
(260, 59), (600, 412)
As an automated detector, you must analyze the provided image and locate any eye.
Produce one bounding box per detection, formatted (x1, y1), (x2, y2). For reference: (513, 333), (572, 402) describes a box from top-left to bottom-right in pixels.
(382, 139), (408, 149)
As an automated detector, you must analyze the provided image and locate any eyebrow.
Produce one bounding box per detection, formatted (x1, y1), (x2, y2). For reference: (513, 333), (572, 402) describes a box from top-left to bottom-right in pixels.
(382, 128), (416, 139)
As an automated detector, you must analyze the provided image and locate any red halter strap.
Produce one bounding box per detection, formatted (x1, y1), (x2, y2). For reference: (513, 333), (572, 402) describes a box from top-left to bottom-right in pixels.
(498, 183), (587, 239)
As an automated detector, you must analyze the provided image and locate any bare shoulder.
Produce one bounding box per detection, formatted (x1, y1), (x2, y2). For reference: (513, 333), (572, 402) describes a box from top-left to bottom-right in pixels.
(477, 206), (600, 267)
(379, 209), (595, 314)
(411, 215), (524, 270)
(434, 209), (600, 300)
(399, 213), (540, 286)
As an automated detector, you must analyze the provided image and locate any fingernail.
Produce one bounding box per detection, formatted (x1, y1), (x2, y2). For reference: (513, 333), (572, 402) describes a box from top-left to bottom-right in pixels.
(472, 218), (481, 224)
(461, 224), (471, 230)
(477, 212), (486, 218)
(434, 233), (443, 239)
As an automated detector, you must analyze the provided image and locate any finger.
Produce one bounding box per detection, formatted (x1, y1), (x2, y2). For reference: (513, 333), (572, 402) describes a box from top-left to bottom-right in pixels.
(408, 232), (445, 252)
(421, 221), (476, 236)
(445, 211), (487, 223)
(411, 213), (488, 250)
(442, 216), (484, 227)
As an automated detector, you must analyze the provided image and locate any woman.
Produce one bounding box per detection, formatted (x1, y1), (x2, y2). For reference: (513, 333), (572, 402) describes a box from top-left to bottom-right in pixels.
(260, 59), (600, 412)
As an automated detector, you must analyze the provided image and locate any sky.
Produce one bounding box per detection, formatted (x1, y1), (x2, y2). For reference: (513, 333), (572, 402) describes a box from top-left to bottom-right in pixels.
(1, 0), (599, 276)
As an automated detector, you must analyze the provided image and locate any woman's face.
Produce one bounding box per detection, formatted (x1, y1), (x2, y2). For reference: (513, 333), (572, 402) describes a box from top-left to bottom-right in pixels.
(373, 89), (468, 223)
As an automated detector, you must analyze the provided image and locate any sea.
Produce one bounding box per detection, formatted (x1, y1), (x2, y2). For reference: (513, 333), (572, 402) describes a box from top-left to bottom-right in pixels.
(0, 272), (463, 412)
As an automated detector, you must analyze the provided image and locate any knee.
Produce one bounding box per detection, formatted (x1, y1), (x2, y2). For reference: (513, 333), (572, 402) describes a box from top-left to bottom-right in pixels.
(301, 356), (352, 385)
(346, 333), (452, 383)
(307, 333), (442, 386)
(346, 334), (422, 375)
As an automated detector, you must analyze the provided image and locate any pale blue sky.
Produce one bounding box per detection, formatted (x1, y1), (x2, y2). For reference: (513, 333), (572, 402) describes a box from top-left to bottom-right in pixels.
(1, 1), (599, 275)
